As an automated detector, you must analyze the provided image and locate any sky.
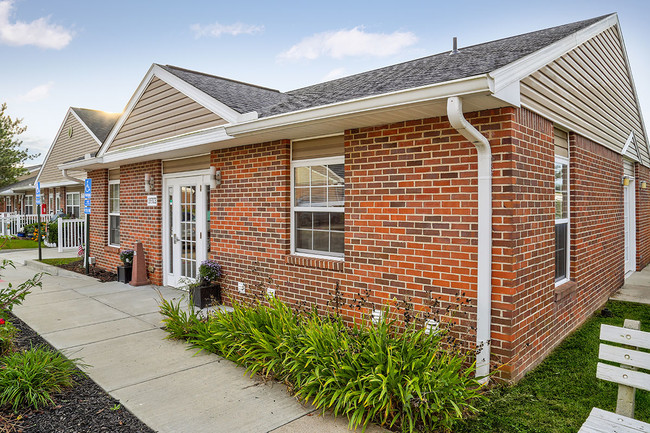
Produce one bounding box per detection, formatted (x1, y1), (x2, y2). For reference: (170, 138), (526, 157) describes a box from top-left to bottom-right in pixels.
(1, 0), (649, 164)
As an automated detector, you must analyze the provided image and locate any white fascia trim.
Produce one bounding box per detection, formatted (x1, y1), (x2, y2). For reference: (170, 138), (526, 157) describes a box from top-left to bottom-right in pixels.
(226, 75), (494, 137)
(98, 64), (248, 158)
(35, 108), (76, 184)
(38, 180), (86, 189)
(101, 126), (231, 165)
(621, 131), (642, 163)
(490, 14), (618, 93)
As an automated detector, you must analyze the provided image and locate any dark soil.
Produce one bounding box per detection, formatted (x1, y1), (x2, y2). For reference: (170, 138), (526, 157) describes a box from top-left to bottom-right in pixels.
(0, 314), (156, 433)
(57, 260), (117, 283)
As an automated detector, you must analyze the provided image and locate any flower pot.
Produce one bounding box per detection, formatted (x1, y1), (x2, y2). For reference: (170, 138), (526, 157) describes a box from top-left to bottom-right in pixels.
(117, 265), (132, 284)
(191, 283), (221, 309)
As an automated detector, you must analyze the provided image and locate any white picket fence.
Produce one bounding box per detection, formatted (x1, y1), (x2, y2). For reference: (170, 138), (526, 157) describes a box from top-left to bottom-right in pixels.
(0, 214), (40, 236)
(57, 218), (85, 252)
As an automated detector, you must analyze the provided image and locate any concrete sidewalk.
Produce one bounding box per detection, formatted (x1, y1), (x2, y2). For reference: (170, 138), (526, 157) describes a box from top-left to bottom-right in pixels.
(0, 256), (384, 433)
(611, 265), (650, 305)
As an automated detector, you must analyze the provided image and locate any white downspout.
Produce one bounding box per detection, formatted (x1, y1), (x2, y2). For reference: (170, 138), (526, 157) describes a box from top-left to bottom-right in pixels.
(446, 96), (492, 381)
(61, 169), (85, 185)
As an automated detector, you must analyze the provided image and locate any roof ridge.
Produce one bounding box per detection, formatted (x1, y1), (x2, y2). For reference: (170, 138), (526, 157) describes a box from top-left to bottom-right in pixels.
(162, 64), (282, 93)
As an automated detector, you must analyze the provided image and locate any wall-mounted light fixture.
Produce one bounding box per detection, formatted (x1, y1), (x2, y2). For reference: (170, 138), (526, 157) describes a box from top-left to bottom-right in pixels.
(144, 173), (155, 193)
(623, 176), (630, 186)
(642, 181), (647, 189)
(210, 166), (221, 188)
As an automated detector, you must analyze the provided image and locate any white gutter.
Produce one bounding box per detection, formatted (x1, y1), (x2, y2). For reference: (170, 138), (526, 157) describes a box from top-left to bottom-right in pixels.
(446, 96), (492, 382)
(61, 169), (84, 185)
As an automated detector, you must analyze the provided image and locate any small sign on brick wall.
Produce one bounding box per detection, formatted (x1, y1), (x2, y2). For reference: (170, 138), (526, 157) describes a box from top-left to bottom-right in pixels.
(147, 195), (157, 206)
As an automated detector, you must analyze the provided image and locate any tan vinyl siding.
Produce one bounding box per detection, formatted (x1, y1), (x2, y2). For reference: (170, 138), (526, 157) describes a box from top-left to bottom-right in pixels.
(108, 77), (227, 151)
(39, 114), (96, 184)
(108, 169), (120, 181)
(521, 26), (650, 166)
(292, 135), (344, 160)
(554, 128), (568, 158)
(162, 154), (211, 174)
(624, 160), (635, 178)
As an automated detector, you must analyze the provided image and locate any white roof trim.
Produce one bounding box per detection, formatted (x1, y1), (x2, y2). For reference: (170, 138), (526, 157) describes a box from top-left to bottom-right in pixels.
(61, 126), (232, 170)
(97, 64), (248, 157)
(226, 74), (494, 137)
(621, 131), (642, 163)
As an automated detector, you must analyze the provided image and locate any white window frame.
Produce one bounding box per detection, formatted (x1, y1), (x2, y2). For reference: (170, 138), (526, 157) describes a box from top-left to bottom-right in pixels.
(24, 195), (34, 215)
(5, 197), (11, 213)
(555, 155), (570, 286)
(290, 155), (345, 259)
(66, 192), (80, 218)
(108, 180), (120, 247)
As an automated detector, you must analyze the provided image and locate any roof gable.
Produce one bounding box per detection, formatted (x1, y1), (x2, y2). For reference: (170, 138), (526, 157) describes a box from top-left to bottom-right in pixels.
(36, 109), (110, 185)
(71, 108), (120, 143)
(520, 21), (650, 165)
(105, 76), (228, 152)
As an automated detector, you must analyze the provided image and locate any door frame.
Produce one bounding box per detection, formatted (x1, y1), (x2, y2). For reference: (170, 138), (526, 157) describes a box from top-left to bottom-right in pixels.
(624, 174), (636, 277)
(162, 169), (212, 287)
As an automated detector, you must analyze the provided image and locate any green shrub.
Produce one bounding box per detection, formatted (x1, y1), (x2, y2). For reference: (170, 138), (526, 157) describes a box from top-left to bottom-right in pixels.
(0, 259), (43, 312)
(0, 346), (80, 412)
(0, 317), (17, 356)
(160, 296), (483, 432)
(47, 221), (58, 244)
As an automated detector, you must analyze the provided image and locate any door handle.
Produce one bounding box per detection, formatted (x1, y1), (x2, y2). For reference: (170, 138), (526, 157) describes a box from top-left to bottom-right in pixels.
(172, 233), (179, 244)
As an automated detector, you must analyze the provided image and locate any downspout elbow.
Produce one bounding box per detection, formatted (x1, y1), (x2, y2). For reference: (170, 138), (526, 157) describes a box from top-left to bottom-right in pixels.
(61, 169), (85, 185)
(446, 96), (493, 383)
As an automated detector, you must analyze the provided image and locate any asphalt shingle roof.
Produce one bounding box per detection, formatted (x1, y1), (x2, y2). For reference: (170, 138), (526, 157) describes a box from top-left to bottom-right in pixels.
(71, 108), (121, 143)
(162, 15), (610, 119)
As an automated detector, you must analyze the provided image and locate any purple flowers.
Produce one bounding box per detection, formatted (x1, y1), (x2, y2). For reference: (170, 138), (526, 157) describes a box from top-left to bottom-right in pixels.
(120, 250), (134, 265)
(199, 260), (222, 283)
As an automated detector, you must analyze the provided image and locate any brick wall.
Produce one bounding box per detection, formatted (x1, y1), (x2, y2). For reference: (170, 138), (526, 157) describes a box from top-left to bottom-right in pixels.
(636, 164), (650, 269)
(87, 108), (638, 382)
(119, 161), (163, 285)
(88, 169), (115, 271)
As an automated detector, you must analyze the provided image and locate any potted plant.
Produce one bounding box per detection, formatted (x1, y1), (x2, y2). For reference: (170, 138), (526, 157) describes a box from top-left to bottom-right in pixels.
(117, 249), (134, 284)
(191, 260), (222, 308)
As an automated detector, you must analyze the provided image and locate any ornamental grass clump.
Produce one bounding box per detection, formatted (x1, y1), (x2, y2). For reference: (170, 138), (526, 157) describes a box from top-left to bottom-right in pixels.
(159, 295), (484, 432)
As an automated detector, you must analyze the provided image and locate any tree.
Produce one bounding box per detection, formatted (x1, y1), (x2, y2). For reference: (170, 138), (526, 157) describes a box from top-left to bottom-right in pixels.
(0, 103), (38, 188)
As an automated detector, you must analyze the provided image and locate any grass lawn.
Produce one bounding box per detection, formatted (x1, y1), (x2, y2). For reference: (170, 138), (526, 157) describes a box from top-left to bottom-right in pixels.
(0, 238), (41, 249)
(38, 257), (81, 266)
(456, 300), (650, 433)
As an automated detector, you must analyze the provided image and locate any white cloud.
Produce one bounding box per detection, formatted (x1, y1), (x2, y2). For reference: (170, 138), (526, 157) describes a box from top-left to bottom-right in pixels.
(18, 82), (54, 102)
(0, 1), (73, 49)
(190, 22), (264, 38)
(322, 68), (347, 82)
(279, 27), (418, 60)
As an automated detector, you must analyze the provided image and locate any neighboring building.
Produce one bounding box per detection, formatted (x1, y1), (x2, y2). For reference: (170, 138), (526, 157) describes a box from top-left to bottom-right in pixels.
(35, 107), (120, 218)
(0, 165), (41, 214)
(60, 14), (649, 381)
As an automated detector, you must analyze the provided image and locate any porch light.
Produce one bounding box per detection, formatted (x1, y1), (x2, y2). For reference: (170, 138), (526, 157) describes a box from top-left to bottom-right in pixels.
(144, 173), (154, 193)
(210, 166), (221, 188)
(623, 176), (630, 186)
(642, 181), (647, 189)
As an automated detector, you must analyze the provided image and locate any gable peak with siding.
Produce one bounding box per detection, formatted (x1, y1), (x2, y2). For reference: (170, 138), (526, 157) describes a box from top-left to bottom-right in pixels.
(36, 108), (119, 186)
(512, 15), (650, 166)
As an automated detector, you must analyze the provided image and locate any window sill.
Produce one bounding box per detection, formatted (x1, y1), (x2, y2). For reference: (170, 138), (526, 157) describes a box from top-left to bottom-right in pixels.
(285, 254), (344, 271)
(554, 280), (577, 302)
(104, 245), (120, 254)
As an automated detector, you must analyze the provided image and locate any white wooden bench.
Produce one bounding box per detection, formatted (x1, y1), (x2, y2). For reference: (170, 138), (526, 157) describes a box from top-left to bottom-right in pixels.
(578, 319), (650, 433)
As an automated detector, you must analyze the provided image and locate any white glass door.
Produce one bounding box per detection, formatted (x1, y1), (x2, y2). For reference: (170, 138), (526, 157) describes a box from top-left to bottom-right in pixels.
(164, 176), (209, 287)
(624, 180), (636, 276)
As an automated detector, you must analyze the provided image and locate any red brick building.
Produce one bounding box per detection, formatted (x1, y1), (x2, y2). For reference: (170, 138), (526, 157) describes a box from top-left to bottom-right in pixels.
(60, 14), (650, 381)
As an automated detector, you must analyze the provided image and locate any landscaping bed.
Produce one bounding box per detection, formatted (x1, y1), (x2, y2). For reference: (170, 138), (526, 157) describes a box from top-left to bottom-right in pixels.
(0, 313), (154, 433)
(54, 259), (117, 283)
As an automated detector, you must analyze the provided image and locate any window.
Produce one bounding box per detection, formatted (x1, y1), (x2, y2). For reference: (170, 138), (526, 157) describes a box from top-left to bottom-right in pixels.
(66, 192), (80, 218)
(555, 128), (569, 284)
(56, 193), (60, 212)
(292, 157), (345, 258)
(24, 195), (33, 214)
(108, 181), (120, 246)
(5, 198), (11, 213)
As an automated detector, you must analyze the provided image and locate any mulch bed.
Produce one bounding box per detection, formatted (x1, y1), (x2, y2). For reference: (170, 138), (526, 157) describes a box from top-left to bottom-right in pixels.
(0, 314), (156, 433)
(57, 260), (117, 283)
